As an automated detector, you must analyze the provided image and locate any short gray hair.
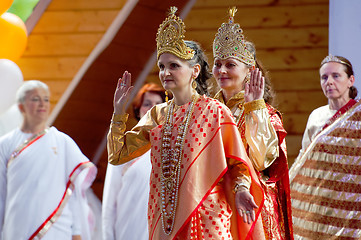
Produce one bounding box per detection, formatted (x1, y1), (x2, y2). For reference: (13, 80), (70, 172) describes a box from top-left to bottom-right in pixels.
(16, 80), (50, 104)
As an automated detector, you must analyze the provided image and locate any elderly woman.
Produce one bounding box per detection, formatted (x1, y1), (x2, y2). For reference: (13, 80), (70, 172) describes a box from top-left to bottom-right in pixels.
(107, 7), (263, 239)
(102, 83), (166, 240)
(290, 55), (360, 239)
(212, 7), (293, 239)
(0, 80), (96, 240)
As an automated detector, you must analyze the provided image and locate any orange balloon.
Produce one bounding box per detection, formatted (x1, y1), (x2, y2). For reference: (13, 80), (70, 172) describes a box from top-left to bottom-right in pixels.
(0, 12), (27, 61)
(0, 0), (13, 14)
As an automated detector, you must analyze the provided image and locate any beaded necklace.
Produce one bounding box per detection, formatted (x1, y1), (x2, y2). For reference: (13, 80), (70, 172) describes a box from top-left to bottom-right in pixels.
(160, 94), (199, 235)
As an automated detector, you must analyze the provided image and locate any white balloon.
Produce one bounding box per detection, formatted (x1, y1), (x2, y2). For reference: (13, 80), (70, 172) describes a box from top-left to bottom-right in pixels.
(0, 59), (24, 115)
(0, 103), (23, 137)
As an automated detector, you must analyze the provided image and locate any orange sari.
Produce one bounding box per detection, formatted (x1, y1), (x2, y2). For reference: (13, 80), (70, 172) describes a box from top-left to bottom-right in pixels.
(147, 96), (264, 239)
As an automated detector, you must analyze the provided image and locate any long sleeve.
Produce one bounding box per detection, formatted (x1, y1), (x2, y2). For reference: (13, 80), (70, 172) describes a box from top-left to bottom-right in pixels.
(227, 158), (251, 192)
(107, 106), (161, 165)
(68, 192), (82, 236)
(295, 105), (336, 162)
(244, 99), (279, 172)
(102, 163), (126, 240)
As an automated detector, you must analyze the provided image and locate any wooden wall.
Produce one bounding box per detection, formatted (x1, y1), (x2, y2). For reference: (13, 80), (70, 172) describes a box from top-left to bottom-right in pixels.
(146, 0), (329, 165)
(16, 0), (127, 110)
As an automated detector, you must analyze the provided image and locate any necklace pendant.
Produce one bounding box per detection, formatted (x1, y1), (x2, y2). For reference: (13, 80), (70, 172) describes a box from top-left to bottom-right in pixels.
(165, 179), (174, 191)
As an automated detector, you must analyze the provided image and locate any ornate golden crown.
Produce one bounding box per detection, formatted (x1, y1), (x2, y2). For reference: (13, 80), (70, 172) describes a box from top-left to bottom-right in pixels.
(321, 54), (351, 67)
(156, 6), (194, 60)
(213, 7), (255, 66)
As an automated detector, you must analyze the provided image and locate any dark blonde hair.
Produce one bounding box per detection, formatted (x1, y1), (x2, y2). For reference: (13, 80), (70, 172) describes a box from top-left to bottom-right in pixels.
(185, 41), (212, 96)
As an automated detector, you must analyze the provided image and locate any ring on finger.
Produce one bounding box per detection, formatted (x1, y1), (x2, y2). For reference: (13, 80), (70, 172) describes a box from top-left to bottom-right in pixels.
(246, 211), (250, 214)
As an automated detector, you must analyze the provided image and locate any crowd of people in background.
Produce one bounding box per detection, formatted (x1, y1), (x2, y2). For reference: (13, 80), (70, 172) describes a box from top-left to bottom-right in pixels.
(0, 5), (360, 240)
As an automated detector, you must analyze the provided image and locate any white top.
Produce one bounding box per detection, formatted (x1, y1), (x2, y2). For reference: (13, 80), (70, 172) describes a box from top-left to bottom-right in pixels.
(0, 127), (96, 240)
(296, 105), (337, 160)
(102, 151), (151, 240)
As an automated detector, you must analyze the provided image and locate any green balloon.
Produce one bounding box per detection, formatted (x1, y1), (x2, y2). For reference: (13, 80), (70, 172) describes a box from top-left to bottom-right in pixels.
(7, 0), (40, 22)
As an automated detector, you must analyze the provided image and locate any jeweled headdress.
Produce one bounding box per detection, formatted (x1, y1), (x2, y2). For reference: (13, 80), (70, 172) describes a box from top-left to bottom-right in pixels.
(213, 7), (255, 67)
(156, 6), (194, 60)
(321, 54), (352, 67)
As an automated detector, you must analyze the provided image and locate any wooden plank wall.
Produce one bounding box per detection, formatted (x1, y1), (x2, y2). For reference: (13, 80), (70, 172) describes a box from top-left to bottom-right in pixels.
(147, 0), (329, 165)
(16, 0), (127, 111)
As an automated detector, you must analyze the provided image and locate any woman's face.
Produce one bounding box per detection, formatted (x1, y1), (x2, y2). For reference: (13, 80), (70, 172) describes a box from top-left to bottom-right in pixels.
(158, 53), (196, 93)
(139, 91), (163, 118)
(212, 57), (249, 92)
(19, 88), (50, 124)
(319, 62), (354, 101)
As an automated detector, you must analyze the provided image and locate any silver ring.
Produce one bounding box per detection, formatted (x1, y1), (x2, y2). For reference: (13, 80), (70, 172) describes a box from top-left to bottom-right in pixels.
(246, 211), (250, 214)
(120, 83), (126, 87)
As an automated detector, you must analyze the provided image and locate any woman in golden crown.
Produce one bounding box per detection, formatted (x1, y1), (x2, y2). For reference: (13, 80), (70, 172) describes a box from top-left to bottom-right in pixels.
(212, 7), (294, 240)
(107, 6), (265, 240)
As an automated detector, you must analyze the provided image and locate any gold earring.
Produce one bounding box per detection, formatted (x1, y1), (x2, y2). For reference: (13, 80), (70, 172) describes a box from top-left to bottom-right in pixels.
(165, 90), (169, 102)
(192, 78), (197, 90)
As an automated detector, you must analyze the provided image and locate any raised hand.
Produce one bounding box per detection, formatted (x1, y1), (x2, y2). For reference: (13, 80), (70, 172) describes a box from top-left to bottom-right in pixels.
(113, 71), (133, 115)
(244, 68), (265, 103)
(235, 190), (258, 224)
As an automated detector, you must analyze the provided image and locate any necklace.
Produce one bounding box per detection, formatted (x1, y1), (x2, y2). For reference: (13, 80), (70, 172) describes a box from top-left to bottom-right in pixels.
(160, 94), (199, 235)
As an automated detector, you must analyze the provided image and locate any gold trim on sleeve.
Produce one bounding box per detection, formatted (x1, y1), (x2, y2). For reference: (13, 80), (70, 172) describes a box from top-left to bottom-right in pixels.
(244, 99), (266, 115)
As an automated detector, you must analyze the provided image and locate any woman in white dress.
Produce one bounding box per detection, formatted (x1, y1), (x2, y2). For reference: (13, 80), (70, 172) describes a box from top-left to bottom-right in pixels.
(102, 83), (165, 240)
(0, 80), (97, 240)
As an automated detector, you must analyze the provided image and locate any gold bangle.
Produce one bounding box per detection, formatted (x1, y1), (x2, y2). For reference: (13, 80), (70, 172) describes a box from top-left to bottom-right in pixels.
(244, 99), (266, 115)
(233, 183), (248, 193)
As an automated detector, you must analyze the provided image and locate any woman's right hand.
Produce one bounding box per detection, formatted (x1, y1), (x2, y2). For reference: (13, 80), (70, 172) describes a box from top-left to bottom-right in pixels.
(235, 190), (258, 224)
(113, 71), (133, 115)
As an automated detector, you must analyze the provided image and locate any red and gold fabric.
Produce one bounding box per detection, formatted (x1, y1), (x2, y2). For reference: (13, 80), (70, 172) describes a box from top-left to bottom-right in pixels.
(107, 95), (265, 239)
(214, 90), (294, 240)
(290, 100), (361, 239)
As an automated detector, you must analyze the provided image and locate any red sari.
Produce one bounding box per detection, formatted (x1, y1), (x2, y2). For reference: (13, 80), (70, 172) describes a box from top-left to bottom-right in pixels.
(213, 91), (293, 240)
(261, 104), (293, 240)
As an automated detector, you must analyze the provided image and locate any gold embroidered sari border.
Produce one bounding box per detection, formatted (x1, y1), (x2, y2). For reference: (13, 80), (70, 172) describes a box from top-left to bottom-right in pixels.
(302, 159), (361, 175)
(293, 207), (361, 229)
(328, 128), (361, 139)
(7, 128), (49, 168)
(313, 143), (361, 156)
(292, 174), (361, 194)
(30, 161), (94, 239)
(293, 225), (356, 240)
(291, 190), (361, 211)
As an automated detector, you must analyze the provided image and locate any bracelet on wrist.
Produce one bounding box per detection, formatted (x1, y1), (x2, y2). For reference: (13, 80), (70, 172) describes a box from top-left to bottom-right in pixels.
(233, 183), (248, 193)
